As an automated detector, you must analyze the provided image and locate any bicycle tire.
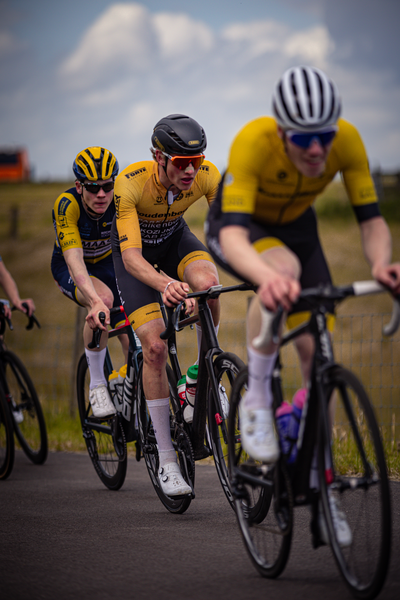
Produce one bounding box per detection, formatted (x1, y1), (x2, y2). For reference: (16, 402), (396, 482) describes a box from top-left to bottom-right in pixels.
(0, 382), (14, 480)
(76, 354), (127, 491)
(137, 363), (194, 514)
(2, 350), (48, 464)
(318, 365), (391, 600)
(228, 366), (293, 578)
(207, 352), (245, 509)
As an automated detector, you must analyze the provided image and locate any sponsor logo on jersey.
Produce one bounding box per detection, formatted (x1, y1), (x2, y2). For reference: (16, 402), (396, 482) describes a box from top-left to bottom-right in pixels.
(58, 231), (64, 240)
(125, 167), (147, 180)
(119, 234), (128, 243)
(58, 198), (71, 215)
(277, 171), (288, 180)
(199, 165), (209, 173)
(58, 216), (68, 228)
(62, 239), (78, 248)
(82, 239), (110, 251)
(155, 196), (164, 204)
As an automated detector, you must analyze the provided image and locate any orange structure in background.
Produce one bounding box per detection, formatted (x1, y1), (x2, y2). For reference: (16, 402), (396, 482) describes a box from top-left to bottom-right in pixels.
(0, 147), (30, 181)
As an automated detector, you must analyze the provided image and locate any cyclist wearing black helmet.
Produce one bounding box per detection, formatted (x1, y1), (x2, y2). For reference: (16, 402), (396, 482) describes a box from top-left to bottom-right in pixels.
(51, 147), (128, 419)
(206, 66), (400, 545)
(111, 114), (221, 496)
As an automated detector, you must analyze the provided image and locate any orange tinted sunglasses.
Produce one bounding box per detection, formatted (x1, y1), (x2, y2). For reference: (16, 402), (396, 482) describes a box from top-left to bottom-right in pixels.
(161, 151), (205, 170)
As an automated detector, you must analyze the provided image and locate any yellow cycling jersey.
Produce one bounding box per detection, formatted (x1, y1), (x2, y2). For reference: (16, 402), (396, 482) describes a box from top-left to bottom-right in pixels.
(115, 160), (220, 250)
(221, 117), (378, 225)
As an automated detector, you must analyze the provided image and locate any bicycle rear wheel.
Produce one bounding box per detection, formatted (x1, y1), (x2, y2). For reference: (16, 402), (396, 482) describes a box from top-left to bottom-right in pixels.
(318, 365), (391, 600)
(137, 363), (194, 514)
(76, 354), (127, 491)
(0, 383), (14, 480)
(2, 350), (48, 464)
(228, 367), (293, 578)
(207, 352), (245, 509)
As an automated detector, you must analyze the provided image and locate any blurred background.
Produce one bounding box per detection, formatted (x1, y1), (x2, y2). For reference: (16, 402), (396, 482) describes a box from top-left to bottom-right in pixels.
(0, 0), (399, 469)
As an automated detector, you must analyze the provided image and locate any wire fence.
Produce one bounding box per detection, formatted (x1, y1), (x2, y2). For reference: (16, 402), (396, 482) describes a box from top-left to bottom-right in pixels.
(5, 312), (400, 446)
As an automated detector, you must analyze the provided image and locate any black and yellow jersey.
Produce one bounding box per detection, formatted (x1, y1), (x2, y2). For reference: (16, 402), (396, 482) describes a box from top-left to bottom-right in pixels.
(115, 160), (220, 251)
(220, 117), (379, 226)
(52, 187), (115, 264)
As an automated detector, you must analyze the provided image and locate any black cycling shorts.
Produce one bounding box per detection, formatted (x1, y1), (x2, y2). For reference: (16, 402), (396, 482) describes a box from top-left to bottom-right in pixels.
(112, 218), (214, 329)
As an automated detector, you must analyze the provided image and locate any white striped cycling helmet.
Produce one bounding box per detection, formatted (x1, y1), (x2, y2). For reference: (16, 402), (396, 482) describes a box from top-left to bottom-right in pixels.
(272, 66), (341, 131)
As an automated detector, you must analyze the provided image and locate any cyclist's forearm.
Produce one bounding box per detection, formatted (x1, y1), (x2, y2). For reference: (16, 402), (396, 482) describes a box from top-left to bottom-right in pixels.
(0, 262), (22, 307)
(359, 217), (392, 271)
(121, 247), (171, 292)
(220, 226), (275, 285)
(63, 248), (101, 308)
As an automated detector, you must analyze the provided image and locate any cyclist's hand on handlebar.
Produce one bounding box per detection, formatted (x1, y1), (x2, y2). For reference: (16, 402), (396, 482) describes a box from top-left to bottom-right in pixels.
(14, 298), (36, 317)
(86, 301), (110, 330)
(163, 280), (195, 312)
(257, 273), (300, 313)
(373, 263), (400, 296)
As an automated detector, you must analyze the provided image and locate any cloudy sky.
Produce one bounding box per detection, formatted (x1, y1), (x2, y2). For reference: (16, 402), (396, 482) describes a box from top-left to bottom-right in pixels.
(1, 0), (399, 180)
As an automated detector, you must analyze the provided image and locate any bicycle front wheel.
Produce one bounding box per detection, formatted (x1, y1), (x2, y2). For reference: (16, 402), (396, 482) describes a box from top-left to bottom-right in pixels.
(0, 383), (14, 479)
(137, 363), (194, 514)
(318, 365), (391, 600)
(207, 352), (245, 509)
(2, 350), (48, 464)
(76, 354), (127, 491)
(228, 367), (293, 578)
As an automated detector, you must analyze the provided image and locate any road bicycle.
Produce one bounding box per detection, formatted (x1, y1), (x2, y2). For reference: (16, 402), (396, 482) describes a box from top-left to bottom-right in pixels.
(0, 300), (48, 480)
(228, 281), (399, 600)
(76, 282), (250, 513)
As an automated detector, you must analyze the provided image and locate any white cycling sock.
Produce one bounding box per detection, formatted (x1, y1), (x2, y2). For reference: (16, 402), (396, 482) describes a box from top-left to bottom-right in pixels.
(85, 347), (107, 389)
(244, 346), (278, 410)
(196, 323), (219, 365)
(146, 398), (175, 461)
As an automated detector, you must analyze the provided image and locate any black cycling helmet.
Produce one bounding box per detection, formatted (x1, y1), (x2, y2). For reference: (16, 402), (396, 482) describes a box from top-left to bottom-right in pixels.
(73, 146), (119, 181)
(151, 114), (207, 156)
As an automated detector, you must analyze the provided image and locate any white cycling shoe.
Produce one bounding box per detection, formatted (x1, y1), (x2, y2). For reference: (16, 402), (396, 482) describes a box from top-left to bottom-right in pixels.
(159, 462), (192, 497)
(318, 489), (353, 547)
(239, 405), (279, 463)
(89, 384), (116, 419)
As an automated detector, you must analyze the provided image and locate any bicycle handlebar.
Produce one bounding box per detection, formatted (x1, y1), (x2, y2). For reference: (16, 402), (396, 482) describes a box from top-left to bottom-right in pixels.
(0, 299), (40, 333)
(159, 282), (255, 341)
(88, 311), (106, 349)
(253, 280), (400, 349)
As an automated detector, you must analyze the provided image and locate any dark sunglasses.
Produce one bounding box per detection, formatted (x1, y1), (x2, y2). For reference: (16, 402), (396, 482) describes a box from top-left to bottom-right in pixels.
(81, 181), (114, 194)
(162, 151), (205, 170)
(286, 127), (337, 149)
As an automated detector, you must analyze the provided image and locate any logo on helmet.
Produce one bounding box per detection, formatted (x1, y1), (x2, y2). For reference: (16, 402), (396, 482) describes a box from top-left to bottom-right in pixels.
(153, 136), (165, 151)
(188, 140), (199, 145)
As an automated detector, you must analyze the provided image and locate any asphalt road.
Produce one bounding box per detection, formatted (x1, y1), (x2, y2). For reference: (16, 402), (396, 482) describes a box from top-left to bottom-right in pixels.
(1, 451), (399, 600)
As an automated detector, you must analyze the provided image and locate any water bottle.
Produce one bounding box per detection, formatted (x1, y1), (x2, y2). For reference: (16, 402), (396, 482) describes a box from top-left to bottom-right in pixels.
(275, 401), (292, 457)
(108, 365), (126, 412)
(184, 364), (198, 423)
(287, 388), (307, 464)
(177, 375), (186, 407)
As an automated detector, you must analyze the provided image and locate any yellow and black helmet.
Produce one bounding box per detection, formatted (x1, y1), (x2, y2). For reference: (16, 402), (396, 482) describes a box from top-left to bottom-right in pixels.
(72, 147), (119, 181)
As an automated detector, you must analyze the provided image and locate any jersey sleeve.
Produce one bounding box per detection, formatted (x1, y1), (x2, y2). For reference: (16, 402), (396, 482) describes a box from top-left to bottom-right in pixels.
(221, 118), (268, 226)
(338, 121), (380, 222)
(114, 167), (144, 251)
(203, 162), (221, 206)
(52, 192), (82, 252)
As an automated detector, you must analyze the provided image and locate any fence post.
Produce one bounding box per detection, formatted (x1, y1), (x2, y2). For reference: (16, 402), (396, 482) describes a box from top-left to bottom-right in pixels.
(69, 305), (86, 417)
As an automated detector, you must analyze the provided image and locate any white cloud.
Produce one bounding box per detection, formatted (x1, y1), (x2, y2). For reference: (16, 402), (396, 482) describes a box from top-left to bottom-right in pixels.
(1, 1), (400, 178)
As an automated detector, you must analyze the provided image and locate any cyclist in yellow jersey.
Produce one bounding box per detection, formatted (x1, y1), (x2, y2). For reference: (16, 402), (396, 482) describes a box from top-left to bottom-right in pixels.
(51, 147), (129, 419)
(206, 67), (400, 483)
(111, 114), (221, 496)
